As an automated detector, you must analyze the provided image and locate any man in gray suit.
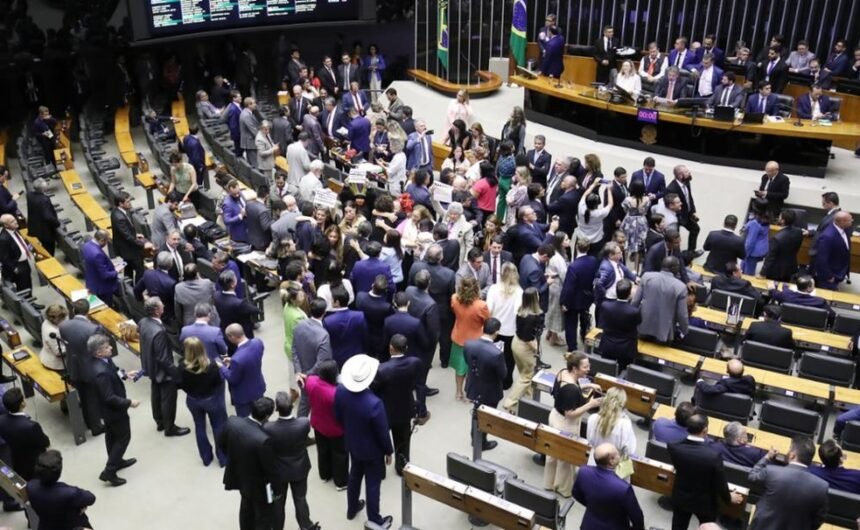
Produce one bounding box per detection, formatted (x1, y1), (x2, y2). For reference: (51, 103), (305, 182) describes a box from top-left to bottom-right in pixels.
(632, 256), (688, 343)
(286, 133), (312, 188)
(139, 297), (190, 438)
(174, 264), (218, 327)
(254, 120), (279, 179)
(271, 106), (293, 156)
(456, 247), (490, 297)
(58, 299), (104, 435)
(293, 298), (333, 417)
(244, 187), (273, 251)
(301, 106), (325, 159)
(748, 436), (828, 530)
(150, 191), (182, 249)
(239, 97), (261, 167)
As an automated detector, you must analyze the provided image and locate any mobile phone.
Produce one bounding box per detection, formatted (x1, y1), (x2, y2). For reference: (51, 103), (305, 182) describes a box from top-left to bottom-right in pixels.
(132, 371), (144, 382)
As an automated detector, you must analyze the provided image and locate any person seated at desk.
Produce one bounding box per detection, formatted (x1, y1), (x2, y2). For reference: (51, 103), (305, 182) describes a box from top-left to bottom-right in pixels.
(686, 292), (706, 328)
(711, 262), (763, 307)
(709, 421), (766, 467)
(690, 54), (723, 98)
(769, 275), (831, 312)
(797, 84), (837, 120)
(743, 305), (795, 351)
(806, 58), (834, 90)
(639, 42), (668, 86)
(708, 71), (744, 108)
(744, 81), (779, 116)
(808, 439), (860, 494)
(653, 66), (687, 105)
(651, 401), (696, 443)
(614, 60), (641, 99)
(696, 359), (756, 398)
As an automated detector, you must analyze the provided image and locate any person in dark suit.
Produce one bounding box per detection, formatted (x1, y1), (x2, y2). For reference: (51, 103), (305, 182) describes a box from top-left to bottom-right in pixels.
(58, 299), (104, 435)
(808, 192), (843, 258)
(709, 71), (745, 108)
(483, 235), (513, 287)
(0, 214), (33, 293)
(87, 334), (140, 486)
(404, 271), (441, 415)
(594, 242), (638, 321)
(754, 161), (791, 217)
(224, 91), (243, 157)
(643, 229), (689, 283)
(264, 392), (320, 530)
(431, 223), (461, 272)
(324, 286), (369, 368)
(0, 388), (50, 481)
(560, 239), (599, 349)
(519, 244), (555, 311)
(342, 82), (369, 117)
(505, 207), (556, 265)
(139, 297), (190, 437)
(25, 178), (59, 255)
(244, 189), (273, 252)
(807, 59), (834, 90)
(372, 335), (424, 475)
(709, 421), (767, 467)
(180, 303), (228, 361)
(593, 25), (619, 84)
(317, 55), (338, 95)
(758, 46), (789, 93)
(748, 437), (829, 530)
(356, 275), (395, 360)
(823, 39), (851, 76)
(346, 108), (371, 159)
(668, 414), (741, 529)
(181, 126), (207, 186)
(760, 209), (804, 281)
(220, 324), (267, 417)
(408, 245), (456, 368)
(769, 275), (834, 322)
(160, 229), (194, 282)
(320, 97), (345, 140)
(350, 241), (394, 297)
(337, 53), (361, 94)
(797, 84), (836, 120)
(808, 439), (860, 494)
(668, 37), (696, 70)
(652, 401), (695, 444)
(214, 270), (260, 341)
(743, 305), (795, 350)
(525, 135), (552, 187)
(111, 192), (150, 282)
(335, 354), (395, 528)
(82, 230), (121, 306)
(812, 211), (853, 290)
(596, 279), (641, 370)
(572, 443), (645, 530)
(464, 318), (507, 451)
(541, 25), (566, 78)
(655, 66), (689, 103)
(287, 86), (311, 132)
(382, 293), (426, 367)
(545, 175), (581, 236)
(27, 449), (97, 530)
(218, 397), (278, 530)
(545, 158), (572, 207)
(666, 165), (701, 251)
(745, 81), (779, 116)
(695, 359), (756, 398)
(134, 252), (178, 324)
(703, 215), (746, 273)
(630, 157), (666, 202)
(711, 262), (763, 306)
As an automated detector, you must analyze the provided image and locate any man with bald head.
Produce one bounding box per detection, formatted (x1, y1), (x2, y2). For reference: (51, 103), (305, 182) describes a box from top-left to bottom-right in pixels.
(754, 160), (790, 216)
(0, 213), (34, 294)
(572, 443), (645, 529)
(220, 323), (267, 417)
(696, 358), (755, 398)
(812, 210), (854, 290)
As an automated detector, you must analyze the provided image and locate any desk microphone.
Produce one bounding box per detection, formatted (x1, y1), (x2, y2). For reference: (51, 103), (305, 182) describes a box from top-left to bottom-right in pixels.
(48, 332), (68, 344)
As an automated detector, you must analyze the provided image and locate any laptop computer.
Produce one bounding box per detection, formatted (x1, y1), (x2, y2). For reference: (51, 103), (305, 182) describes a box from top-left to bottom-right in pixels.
(743, 112), (765, 124)
(713, 106), (735, 122)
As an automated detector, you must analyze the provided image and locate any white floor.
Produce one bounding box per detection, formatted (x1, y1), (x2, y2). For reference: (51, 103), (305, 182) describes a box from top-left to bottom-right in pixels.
(0, 81), (857, 530)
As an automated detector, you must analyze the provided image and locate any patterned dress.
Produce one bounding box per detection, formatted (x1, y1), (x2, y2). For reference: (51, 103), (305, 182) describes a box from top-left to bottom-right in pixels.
(620, 196), (651, 253)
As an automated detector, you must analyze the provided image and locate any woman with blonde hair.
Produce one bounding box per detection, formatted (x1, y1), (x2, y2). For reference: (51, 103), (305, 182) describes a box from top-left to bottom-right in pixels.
(502, 287), (544, 411)
(39, 304), (68, 371)
(178, 336), (227, 466)
(451, 276), (490, 401)
(486, 262), (522, 390)
(614, 59), (642, 98)
(445, 89), (473, 131)
(504, 165), (532, 228)
(586, 387), (637, 469)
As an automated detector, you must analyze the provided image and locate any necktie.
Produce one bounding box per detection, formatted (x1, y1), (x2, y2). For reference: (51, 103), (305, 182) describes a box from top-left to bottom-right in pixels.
(668, 81), (676, 101)
(172, 248), (183, 273)
(644, 171), (651, 189)
(296, 100), (303, 121)
(721, 86), (730, 106)
(421, 137), (429, 165)
(760, 97), (766, 113)
(675, 52), (682, 67)
(354, 93), (362, 112)
(343, 66), (350, 89)
(13, 231), (31, 259)
(767, 60), (775, 77)
(648, 59), (655, 75)
(492, 255), (498, 283)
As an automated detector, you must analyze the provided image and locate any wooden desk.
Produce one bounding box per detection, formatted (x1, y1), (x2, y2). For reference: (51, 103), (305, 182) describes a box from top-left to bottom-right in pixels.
(20, 229), (50, 260)
(91, 309), (140, 355)
(51, 274), (85, 300)
(594, 373), (657, 418)
(476, 406), (539, 452)
(535, 424), (590, 465)
(53, 147), (73, 170)
(407, 69), (503, 96)
(464, 487), (536, 530)
(60, 170), (86, 196)
(1, 346), (66, 401)
(699, 356), (833, 401)
(585, 328), (704, 370)
(35, 258), (66, 280)
(71, 193), (110, 230)
(402, 464), (467, 512)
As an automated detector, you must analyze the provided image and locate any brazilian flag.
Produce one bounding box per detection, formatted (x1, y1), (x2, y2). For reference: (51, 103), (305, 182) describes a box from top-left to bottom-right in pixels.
(437, 0), (449, 70)
(510, 0), (527, 66)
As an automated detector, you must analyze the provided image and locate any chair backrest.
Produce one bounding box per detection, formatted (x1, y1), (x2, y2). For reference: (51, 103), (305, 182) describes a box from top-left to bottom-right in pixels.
(694, 283), (709, 304)
(586, 354), (619, 378)
(644, 439), (671, 464)
(722, 461), (763, 503)
(0, 283), (22, 317)
(798, 352), (855, 387)
(19, 301), (44, 347)
(775, 94), (794, 118)
(517, 397), (551, 426)
(759, 401), (820, 438)
(708, 289), (757, 316)
(446, 453), (496, 494)
(503, 478), (559, 529)
(832, 312), (860, 336)
(829, 97), (842, 116)
(626, 365), (677, 405)
(787, 208), (808, 231)
(674, 326), (721, 356)
(780, 303), (829, 331)
(842, 421), (860, 453)
(740, 340), (794, 374)
(825, 488), (860, 527)
(694, 391), (754, 425)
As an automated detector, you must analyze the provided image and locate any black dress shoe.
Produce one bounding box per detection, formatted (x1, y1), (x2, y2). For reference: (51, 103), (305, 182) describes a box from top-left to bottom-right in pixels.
(440, 362), (448, 369)
(118, 458), (137, 469)
(425, 388), (440, 397)
(2, 502), (23, 512)
(482, 441), (498, 451)
(165, 426), (191, 437)
(32, 303), (45, 310)
(536, 358), (551, 370)
(156, 425), (165, 432)
(99, 471), (127, 486)
(346, 499), (365, 520)
(379, 515), (393, 528)
(0, 374), (16, 384)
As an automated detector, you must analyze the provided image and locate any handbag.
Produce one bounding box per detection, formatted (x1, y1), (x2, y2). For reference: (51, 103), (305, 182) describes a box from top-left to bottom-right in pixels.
(615, 447), (635, 480)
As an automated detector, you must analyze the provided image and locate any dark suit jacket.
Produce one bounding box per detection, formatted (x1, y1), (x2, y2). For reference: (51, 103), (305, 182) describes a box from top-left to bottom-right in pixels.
(597, 300), (641, 364)
(89, 357), (131, 424)
(560, 255), (599, 311)
(350, 257), (394, 297)
(218, 416), (277, 499)
(760, 226), (803, 281)
(668, 438), (731, 516)
(710, 442), (766, 468)
(383, 311), (426, 359)
(0, 230), (28, 281)
(220, 339), (266, 406)
(710, 274), (762, 305)
(769, 286), (832, 314)
(134, 269), (177, 321)
(317, 64), (338, 94)
(630, 169), (666, 199)
(355, 292), (394, 358)
(408, 261), (456, 309)
(245, 200), (273, 251)
(464, 338), (507, 406)
(404, 287), (439, 359)
(546, 188), (581, 236)
(264, 416), (311, 485)
(0, 413), (49, 480)
(744, 320), (795, 350)
(813, 222), (851, 287)
(643, 242), (689, 283)
(439, 239), (461, 272)
(323, 309), (369, 367)
(655, 76), (688, 100)
(82, 239), (119, 301)
(519, 254), (548, 307)
(572, 465), (645, 530)
(697, 374), (756, 397)
(158, 244), (195, 282)
(592, 36), (619, 72)
(27, 478), (95, 530)
(506, 222), (551, 265)
(320, 106), (346, 138)
(709, 83), (745, 108)
(703, 229), (746, 273)
(594, 259), (637, 304)
(139, 317), (176, 384)
(758, 172), (791, 214)
(347, 115), (371, 154)
(111, 208), (145, 264)
(334, 387), (393, 460)
(288, 98), (311, 130)
(745, 93), (779, 116)
(214, 291), (260, 339)
(668, 49), (696, 70)
(372, 355), (424, 425)
(797, 94), (833, 120)
(25, 191), (59, 244)
(58, 316), (101, 383)
(525, 149), (552, 186)
(758, 58), (789, 93)
(666, 179), (696, 220)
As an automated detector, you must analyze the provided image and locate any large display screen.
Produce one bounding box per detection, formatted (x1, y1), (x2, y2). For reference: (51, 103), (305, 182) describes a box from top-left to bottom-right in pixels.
(144, 0), (362, 37)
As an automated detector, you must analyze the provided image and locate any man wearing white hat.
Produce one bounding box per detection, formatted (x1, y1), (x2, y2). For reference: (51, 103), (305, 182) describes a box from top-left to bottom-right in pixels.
(334, 354), (394, 529)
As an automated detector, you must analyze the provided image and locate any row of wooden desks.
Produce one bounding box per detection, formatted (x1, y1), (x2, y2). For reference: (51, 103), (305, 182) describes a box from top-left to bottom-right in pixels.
(114, 106), (138, 168)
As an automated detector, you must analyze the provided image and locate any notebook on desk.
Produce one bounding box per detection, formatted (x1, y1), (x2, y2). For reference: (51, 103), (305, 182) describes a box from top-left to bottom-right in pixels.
(743, 112), (766, 124)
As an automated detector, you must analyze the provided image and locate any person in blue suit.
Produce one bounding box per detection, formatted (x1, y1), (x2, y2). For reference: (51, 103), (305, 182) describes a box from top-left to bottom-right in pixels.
(27, 449), (96, 530)
(222, 180), (249, 243)
(213, 250), (246, 300)
(181, 126), (207, 186)
(572, 443), (645, 530)
(651, 401), (695, 443)
(82, 230), (120, 307)
(346, 108), (371, 159)
(560, 239), (599, 350)
(505, 206), (557, 265)
(630, 157), (666, 202)
(223, 91), (243, 157)
(382, 292), (426, 366)
(341, 82), (370, 116)
(334, 354), (394, 528)
(708, 421), (766, 468)
(321, 97), (346, 140)
(823, 40), (851, 77)
(545, 175), (580, 236)
(324, 286), (369, 368)
(464, 319), (507, 451)
(355, 276), (395, 360)
(349, 241), (394, 297)
(220, 324), (266, 417)
(180, 303), (229, 361)
(405, 121), (433, 172)
(808, 439), (860, 494)
(133, 251), (177, 323)
(745, 81), (779, 116)
(519, 244), (555, 311)
(693, 34), (725, 67)
(214, 270), (260, 341)
(769, 274), (832, 313)
(668, 37), (696, 70)
(540, 26), (565, 78)
(797, 84), (836, 120)
(812, 211), (853, 290)
(593, 241), (637, 322)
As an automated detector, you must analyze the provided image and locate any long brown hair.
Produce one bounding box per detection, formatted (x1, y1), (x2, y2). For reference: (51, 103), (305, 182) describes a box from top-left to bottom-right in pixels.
(456, 277), (480, 306)
(183, 337), (210, 375)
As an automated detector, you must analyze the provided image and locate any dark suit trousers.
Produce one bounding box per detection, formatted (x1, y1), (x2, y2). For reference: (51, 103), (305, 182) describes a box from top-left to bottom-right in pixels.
(672, 507), (717, 530)
(315, 430), (348, 487)
(239, 492), (273, 530)
(680, 218), (701, 251)
(72, 379), (103, 432)
(564, 309), (592, 350)
(36, 234), (56, 256)
(348, 457), (385, 524)
(438, 307), (454, 366)
(414, 352), (432, 417)
(103, 416), (131, 473)
(273, 478), (312, 530)
(390, 422), (412, 474)
(498, 335), (514, 390)
(10, 261), (32, 293)
(151, 380), (178, 431)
